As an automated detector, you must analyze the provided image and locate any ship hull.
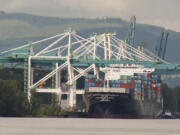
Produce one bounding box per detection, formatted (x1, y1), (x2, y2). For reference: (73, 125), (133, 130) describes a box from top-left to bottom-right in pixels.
(84, 92), (162, 118)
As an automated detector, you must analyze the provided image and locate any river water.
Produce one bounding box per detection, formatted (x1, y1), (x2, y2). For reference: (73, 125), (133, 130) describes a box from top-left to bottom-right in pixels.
(0, 118), (180, 135)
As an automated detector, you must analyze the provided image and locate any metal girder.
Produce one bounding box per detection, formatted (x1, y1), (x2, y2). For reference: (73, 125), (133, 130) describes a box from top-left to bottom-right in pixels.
(66, 64), (95, 84)
(1, 31), (169, 64)
(30, 61), (68, 90)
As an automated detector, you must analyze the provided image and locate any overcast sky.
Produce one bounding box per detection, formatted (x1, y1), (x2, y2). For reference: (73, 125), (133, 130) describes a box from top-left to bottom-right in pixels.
(0, 0), (180, 32)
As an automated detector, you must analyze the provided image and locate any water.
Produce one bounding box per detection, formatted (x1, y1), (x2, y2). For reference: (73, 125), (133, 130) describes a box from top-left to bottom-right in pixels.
(0, 118), (180, 135)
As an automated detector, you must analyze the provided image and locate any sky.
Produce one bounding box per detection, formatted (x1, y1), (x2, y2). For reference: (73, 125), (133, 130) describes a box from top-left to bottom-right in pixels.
(0, 0), (180, 32)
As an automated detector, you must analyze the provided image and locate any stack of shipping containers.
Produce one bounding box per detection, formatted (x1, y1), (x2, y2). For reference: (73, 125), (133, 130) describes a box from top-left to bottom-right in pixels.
(84, 73), (161, 102)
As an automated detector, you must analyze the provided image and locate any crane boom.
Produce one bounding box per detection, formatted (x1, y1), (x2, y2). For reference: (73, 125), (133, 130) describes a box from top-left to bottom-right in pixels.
(155, 32), (169, 60)
(162, 33), (169, 59)
(126, 16), (136, 47)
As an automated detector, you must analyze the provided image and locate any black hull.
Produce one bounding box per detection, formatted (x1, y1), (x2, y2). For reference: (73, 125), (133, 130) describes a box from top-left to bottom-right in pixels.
(84, 92), (162, 118)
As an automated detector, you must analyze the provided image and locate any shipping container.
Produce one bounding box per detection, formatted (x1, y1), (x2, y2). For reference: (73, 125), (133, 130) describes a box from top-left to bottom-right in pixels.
(84, 73), (162, 102)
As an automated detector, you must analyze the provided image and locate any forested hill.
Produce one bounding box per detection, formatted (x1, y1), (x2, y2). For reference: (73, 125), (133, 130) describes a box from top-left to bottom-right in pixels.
(0, 11), (180, 63)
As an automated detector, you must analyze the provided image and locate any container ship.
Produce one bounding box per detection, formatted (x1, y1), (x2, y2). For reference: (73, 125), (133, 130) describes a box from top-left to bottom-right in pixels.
(83, 64), (163, 118)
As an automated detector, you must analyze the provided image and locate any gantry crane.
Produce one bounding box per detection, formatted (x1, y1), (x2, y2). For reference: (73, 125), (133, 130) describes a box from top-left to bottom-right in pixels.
(155, 32), (169, 60)
(125, 16), (136, 47)
(0, 30), (179, 108)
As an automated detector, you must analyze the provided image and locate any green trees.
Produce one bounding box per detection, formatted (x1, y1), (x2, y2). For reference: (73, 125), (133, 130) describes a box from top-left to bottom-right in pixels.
(0, 79), (29, 116)
(173, 86), (180, 112)
(0, 79), (62, 117)
(162, 84), (180, 113)
(0, 68), (64, 117)
(29, 91), (61, 116)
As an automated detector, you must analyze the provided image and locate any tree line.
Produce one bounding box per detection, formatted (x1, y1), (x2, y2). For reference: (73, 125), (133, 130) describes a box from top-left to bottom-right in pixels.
(0, 79), (63, 117)
(162, 84), (180, 113)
